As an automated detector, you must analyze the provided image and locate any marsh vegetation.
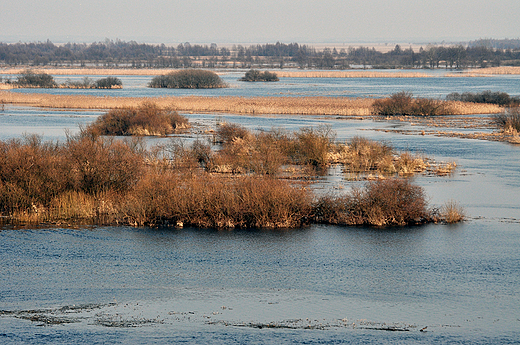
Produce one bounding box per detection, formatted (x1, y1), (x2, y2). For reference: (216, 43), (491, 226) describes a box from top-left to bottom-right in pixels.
(373, 92), (454, 116)
(240, 69), (279, 82)
(0, 117), (458, 228)
(8, 70), (122, 89)
(86, 102), (189, 136)
(493, 106), (520, 134)
(148, 69), (226, 89)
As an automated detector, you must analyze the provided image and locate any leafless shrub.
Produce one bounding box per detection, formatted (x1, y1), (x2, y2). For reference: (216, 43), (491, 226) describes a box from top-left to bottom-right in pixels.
(373, 91), (454, 116)
(86, 102), (189, 136)
(315, 178), (430, 226)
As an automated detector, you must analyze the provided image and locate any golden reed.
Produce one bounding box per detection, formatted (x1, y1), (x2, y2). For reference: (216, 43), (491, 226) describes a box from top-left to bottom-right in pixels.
(274, 71), (432, 78)
(0, 91), (503, 116)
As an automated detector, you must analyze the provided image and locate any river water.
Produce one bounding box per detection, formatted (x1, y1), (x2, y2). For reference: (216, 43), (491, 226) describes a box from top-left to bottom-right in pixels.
(1, 73), (519, 344)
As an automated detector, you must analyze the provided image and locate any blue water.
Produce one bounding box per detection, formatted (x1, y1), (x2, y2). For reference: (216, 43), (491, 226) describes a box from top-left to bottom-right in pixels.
(4, 71), (520, 99)
(1, 75), (520, 343)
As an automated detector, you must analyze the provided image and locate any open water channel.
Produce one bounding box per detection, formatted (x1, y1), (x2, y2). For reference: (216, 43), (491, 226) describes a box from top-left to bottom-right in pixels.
(1, 72), (519, 344)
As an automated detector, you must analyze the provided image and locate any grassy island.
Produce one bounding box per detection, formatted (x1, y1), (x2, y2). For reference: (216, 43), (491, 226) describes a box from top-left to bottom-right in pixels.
(149, 69), (226, 89)
(240, 69), (279, 82)
(0, 114), (462, 228)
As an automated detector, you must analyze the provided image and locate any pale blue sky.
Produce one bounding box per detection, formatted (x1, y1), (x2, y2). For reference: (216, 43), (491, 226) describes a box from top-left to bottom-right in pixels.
(1, 0), (519, 44)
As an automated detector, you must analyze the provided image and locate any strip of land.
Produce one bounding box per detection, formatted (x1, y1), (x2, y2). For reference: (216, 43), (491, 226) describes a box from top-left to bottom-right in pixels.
(3, 67), (520, 77)
(0, 91), (503, 115)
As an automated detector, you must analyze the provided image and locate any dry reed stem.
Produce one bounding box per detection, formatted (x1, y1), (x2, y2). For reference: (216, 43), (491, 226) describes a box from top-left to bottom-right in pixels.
(275, 71), (432, 78)
(0, 91), (504, 116)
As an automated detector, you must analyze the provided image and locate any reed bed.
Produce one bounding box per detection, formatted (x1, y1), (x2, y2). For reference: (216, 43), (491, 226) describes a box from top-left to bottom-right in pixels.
(1, 91), (502, 116)
(446, 101), (502, 115)
(274, 71), (432, 78)
(0, 92), (374, 115)
(461, 67), (520, 75)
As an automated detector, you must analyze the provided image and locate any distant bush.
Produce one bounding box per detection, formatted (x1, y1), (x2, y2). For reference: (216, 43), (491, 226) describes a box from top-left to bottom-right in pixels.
(61, 76), (122, 89)
(493, 106), (520, 133)
(61, 77), (95, 88)
(149, 69), (226, 89)
(15, 70), (57, 88)
(94, 77), (123, 89)
(373, 91), (453, 116)
(240, 69), (279, 82)
(86, 102), (189, 136)
(446, 90), (520, 106)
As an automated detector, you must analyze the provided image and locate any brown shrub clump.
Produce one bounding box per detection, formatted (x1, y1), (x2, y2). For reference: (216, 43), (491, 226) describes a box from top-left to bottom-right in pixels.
(86, 102), (189, 136)
(122, 173), (312, 228)
(315, 178), (430, 226)
(373, 91), (454, 116)
(0, 132), (144, 222)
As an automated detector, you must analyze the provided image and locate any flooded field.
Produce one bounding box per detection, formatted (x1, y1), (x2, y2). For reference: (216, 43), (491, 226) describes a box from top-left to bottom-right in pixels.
(1, 74), (519, 343)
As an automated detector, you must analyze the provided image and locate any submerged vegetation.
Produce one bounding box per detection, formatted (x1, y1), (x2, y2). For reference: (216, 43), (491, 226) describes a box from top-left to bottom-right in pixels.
(373, 92), (454, 116)
(86, 102), (189, 136)
(148, 69), (226, 89)
(0, 115), (460, 228)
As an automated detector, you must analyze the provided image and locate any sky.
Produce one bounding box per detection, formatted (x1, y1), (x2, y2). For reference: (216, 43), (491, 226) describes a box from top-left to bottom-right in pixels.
(1, 0), (519, 45)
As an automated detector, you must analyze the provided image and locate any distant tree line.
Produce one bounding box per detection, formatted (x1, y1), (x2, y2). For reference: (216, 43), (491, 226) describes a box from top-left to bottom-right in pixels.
(1, 39), (519, 69)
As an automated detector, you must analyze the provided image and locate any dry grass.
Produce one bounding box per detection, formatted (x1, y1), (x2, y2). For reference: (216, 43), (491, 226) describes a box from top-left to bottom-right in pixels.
(0, 91), (374, 115)
(275, 71), (432, 78)
(444, 101), (502, 115)
(461, 67), (520, 75)
(0, 83), (15, 90)
(440, 200), (465, 223)
(0, 91), (503, 116)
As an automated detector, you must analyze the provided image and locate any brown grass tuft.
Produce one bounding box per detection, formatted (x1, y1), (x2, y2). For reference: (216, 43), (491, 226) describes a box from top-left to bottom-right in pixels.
(440, 200), (465, 223)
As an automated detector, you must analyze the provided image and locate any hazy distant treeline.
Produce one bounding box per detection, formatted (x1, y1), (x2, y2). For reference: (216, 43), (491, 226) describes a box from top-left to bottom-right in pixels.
(1, 38), (519, 69)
